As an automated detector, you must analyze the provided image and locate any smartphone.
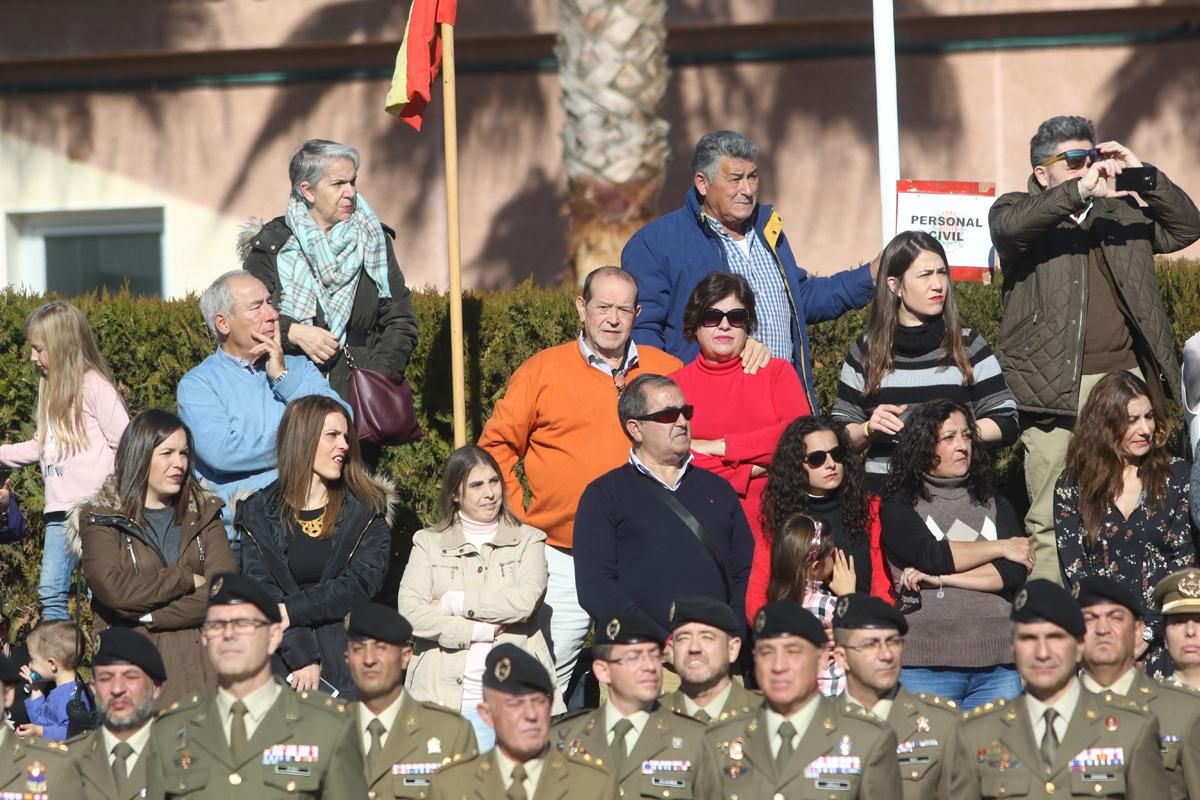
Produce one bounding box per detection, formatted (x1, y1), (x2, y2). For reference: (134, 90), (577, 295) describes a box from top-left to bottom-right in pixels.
(1115, 166), (1156, 192)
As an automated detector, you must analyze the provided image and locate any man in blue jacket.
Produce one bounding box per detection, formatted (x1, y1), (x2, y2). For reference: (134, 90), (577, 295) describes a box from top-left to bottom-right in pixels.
(622, 129), (879, 411)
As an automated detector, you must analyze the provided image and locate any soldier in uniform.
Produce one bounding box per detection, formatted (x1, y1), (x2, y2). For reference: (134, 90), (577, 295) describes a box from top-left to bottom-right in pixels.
(696, 600), (903, 800)
(831, 593), (959, 800)
(343, 603), (477, 799)
(1154, 568), (1200, 692)
(66, 628), (167, 800)
(1077, 575), (1200, 800)
(660, 596), (761, 725)
(0, 652), (74, 797)
(430, 644), (614, 800)
(143, 572), (367, 798)
(551, 613), (706, 797)
(948, 579), (1170, 800)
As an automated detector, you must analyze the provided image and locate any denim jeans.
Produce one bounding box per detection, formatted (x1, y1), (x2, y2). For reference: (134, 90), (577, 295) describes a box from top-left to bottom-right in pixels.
(900, 664), (1021, 711)
(39, 516), (77, 621)
(461, 709), (495, 752)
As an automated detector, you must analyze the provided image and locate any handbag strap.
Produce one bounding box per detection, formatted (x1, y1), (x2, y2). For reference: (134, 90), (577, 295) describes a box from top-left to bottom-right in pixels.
(635, 469), (732, 602)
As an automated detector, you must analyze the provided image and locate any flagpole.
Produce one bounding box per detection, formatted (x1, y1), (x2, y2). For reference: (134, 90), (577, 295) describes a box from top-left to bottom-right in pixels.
(440, 21), (467, 448)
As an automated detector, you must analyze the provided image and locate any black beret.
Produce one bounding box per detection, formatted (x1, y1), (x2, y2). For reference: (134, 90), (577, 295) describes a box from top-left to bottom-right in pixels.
(94, 628), (167, 683)
(347, 603), (413, 645)
(832, 593), (909, 636)
(0, 653), (20, 684)
(483, 643), (554, 696)
(207, 572), (282, 623)
(668, 596), (741, 637)
(1074, 576), (1145, 619)
(596, 613), (664, 647)
(1011, 579), (1085, 638)
(752, 600), (828, 646)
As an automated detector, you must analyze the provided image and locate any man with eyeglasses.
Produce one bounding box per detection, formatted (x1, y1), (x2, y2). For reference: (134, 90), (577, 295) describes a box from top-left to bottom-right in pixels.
(574, 373), (754, 641)
(831, 593), (959, 800)
(989, 114), (1200, 586)
(479, 266), (682, 703)
(144, 572), (367, 798)
(551, 613), (706, 797)
(661, 596), (761, 725)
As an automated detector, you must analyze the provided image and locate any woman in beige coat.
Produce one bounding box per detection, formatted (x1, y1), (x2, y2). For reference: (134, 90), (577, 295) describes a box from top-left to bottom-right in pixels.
(398, 445), (562, 750)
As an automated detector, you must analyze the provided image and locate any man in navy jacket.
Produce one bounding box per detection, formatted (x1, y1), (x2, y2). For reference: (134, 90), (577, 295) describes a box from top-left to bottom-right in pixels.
(622, 129), (879, 411)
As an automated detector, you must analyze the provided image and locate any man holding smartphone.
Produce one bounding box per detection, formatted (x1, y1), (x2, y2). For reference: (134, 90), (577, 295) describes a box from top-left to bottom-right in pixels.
(989, 114), (1200, 585)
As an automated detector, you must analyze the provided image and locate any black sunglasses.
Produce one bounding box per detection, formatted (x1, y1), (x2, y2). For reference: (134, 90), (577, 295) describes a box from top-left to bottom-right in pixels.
(1038, 147), (1101, 170)
(804, 446), (846, 468)
(700, 307), (750, 329)
(635, 404), (695, 424)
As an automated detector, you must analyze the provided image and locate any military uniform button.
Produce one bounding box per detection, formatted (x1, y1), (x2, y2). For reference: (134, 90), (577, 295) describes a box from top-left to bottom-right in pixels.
(1046, 781), (1055, 794)
(1094, 785), (1102, 793)
(774, 794), (785, 800)
(286, 781), (297, 791)
(368, 792), (376, 799)
(229, 772), (243, 785)
(911, 770), (919, 778)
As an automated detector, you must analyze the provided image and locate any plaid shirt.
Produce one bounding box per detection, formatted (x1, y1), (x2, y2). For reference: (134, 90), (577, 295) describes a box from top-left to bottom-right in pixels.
(707, 216), (793, 362)
(803, 582), (847, 697)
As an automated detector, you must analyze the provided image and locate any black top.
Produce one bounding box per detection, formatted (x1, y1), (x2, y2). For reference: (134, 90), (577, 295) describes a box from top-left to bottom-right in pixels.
(288, 508), (333, 588)
(807, 492), (872, 594)
(142, 505), (182, 565)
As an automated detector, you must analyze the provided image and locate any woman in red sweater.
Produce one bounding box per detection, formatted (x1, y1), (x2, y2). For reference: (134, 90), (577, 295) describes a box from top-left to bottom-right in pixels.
(671, 272), (810, 622)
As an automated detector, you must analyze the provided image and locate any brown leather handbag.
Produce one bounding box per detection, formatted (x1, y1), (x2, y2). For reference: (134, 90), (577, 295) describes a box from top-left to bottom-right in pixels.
(344, 347), (423, 445)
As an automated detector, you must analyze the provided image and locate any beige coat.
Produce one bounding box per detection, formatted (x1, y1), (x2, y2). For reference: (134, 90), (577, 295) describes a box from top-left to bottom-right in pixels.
(398, 519), (563, 713)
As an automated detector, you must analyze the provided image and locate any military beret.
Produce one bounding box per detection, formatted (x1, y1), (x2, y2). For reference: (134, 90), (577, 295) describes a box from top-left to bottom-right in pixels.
(347, 603), (413, 646)
(94, 628), (167, 683)
(206, 572), (282, 623)
(595, 613), (664, 647)
(752, 600), (827, 646)
(1011, 579), (1084, 638)
(1074, 576), (1145, 619)
(668, 596), (741, 636)
(832, 593), (909, 636)
(0, 653), (20, 684)
(1154, 568), (1200, 616)
(483, 643), (554, 696)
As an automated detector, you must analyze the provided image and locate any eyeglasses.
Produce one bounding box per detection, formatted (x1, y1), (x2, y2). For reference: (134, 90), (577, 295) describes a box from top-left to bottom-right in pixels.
(699, 307), (750, 329)
(601, 650), (663, 669)
(635, 404), (694, 424)
(804, 446), (846, 468)
(1038, 148), (1101, 170)
(201, 618), (273, 637)
(841, 635), (905, 654)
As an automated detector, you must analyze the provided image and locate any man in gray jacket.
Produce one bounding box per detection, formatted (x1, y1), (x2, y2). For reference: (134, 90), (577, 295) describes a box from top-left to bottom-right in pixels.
(989, 114), (1200, 584)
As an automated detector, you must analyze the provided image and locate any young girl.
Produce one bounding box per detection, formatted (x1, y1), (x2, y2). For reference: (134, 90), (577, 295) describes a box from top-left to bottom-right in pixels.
(767, 512), (857, 696)
(0, 301), (128, 621)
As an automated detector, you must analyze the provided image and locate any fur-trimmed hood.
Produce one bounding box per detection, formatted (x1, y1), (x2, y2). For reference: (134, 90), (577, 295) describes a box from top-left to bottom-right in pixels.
(235, 216), (267, 262)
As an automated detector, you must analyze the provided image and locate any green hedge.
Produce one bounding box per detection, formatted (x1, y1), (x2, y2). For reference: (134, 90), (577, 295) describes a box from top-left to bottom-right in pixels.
(3, 259), (1199, 627)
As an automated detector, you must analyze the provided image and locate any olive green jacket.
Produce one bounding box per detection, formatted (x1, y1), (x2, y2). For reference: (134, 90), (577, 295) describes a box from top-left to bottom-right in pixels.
(429, 748), (615, 800)
(661, 680), (762, 726)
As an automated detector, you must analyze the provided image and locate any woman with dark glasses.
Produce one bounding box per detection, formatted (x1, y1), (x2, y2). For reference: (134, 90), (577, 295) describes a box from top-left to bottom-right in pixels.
(832, 230), (1017, 491)
(761, 415), (893, 610)
(671, 271), (810, 622)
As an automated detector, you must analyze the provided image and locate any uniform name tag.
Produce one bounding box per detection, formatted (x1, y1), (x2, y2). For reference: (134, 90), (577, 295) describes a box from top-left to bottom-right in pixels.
(274, 764), (312, 777)
(805, 756), (862, 778)
(815, 779), (852, 791)
(262, 745), (320, 765)
(641, 759), (692, 773)
(1070, 747), (1124, 771)
(651, 778), (686, 788)
(393, 762), (444, 776)
(1082, 773), (1118, 782)
(403, 777), (433, 787)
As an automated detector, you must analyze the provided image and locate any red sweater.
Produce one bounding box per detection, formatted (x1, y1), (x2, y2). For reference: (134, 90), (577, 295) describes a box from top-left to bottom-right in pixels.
(479, 341), (681, 549)
(671, 356), (810, 620)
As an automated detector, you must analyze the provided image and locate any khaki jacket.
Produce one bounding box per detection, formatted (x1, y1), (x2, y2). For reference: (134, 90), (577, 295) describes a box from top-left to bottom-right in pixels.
(398, 520), (562, 713)
(885, 687), (961, 800)
(0, 729), (74, 799)
(660, 680), (762, 725)
(1111, 668), (1200, 800)
(429, 748), (615, 800)
(65, 726), (150, 800)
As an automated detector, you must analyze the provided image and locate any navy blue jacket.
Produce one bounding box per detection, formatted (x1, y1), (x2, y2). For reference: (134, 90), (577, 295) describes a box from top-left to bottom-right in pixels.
(573, 462), (755, 638)
(621, 188), (875, 411)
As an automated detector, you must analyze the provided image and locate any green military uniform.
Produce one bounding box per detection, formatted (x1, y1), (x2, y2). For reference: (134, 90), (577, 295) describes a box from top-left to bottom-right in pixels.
(948, 688), (1169, 800)
(695, 694), (904, 800)
(429, 747), (615, 800)
(880, 687), (960, 800)
(661, 680), (762, 726)
(0, 728), (73, 799)
(65, 727), (150, 800)
(552, 702), (706, 798)
(143, 680), (368, 799)
(348, 691), (479, 800)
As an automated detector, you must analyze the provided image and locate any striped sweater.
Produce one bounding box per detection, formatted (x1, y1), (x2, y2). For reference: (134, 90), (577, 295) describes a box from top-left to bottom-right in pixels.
(832, 319), (1018, 479)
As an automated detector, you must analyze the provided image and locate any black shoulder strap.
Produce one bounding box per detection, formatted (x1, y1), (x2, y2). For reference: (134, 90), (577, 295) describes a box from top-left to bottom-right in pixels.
(635, 470), (732, 601)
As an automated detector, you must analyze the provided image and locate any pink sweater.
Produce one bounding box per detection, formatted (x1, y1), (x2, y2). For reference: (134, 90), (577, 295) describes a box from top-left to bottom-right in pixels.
(0, 371), (128, 512)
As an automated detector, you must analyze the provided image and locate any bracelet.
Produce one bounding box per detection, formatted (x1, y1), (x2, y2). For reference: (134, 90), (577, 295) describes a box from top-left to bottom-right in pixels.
(862, 420), (872, 439)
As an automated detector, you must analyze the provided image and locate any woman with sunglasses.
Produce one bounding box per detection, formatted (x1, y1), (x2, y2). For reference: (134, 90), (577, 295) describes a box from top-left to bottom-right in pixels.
(761, 415), (893, 609)
(671, 272), (810, 622)
(880, 400), (1033, 709)
(832, 230), (1017, 491)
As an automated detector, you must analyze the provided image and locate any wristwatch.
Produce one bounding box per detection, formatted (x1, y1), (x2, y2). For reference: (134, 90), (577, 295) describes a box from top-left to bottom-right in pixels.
(270, 368), (289, 389)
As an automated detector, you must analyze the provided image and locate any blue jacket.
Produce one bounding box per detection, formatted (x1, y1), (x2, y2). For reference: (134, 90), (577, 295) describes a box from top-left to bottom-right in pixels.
(621, 188), (875, 411)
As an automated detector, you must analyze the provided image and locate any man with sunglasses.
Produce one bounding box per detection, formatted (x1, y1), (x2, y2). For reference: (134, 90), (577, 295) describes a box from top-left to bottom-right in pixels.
(574, 374), (755, 645)
(990, 115), (1200, 585)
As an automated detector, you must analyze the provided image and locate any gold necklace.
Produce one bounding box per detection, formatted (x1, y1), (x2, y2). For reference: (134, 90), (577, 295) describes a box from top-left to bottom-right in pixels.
(299, 511), (325, 539)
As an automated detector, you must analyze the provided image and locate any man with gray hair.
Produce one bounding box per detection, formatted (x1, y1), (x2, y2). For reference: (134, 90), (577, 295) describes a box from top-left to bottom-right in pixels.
(177, 270), (347, 541)
(989, 115), (1200, 583)
(622, 129), (879, 412)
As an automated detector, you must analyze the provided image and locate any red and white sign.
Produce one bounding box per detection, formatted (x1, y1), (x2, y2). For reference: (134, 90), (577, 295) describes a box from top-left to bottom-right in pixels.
(896, 180), (997, 282)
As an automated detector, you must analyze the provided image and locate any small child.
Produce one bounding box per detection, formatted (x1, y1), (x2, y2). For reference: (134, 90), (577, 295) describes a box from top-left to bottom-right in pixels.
(18, 619), (89, 741)
(767, 513), (857, 696)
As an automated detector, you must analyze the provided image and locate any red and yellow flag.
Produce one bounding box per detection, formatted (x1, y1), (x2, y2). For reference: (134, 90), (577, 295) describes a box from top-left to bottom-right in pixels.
(385, 0), (459, 131)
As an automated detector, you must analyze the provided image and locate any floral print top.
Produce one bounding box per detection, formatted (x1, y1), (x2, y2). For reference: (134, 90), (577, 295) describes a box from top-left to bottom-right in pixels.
(1055, 457), (1196, 678)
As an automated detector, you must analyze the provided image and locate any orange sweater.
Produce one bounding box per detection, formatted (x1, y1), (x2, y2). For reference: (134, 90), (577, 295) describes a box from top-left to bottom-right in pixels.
(478, 341), (681, 549)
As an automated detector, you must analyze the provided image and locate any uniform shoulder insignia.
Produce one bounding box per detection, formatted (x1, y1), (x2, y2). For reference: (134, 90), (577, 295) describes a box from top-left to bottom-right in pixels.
(550, 709), (592, 729)
(841, 703), (888, 728)
(157, 693), (205, 719)
(1098, 693), (1146, 714)
(914, 692), (960, 717)
(420, 698), (470, 719)
(665, 707), (708, 729)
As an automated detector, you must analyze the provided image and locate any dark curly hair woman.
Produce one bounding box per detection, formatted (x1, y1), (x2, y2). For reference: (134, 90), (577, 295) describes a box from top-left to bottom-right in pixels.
(880, 399), (1033, 709)
(759, 416), (892, 614)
